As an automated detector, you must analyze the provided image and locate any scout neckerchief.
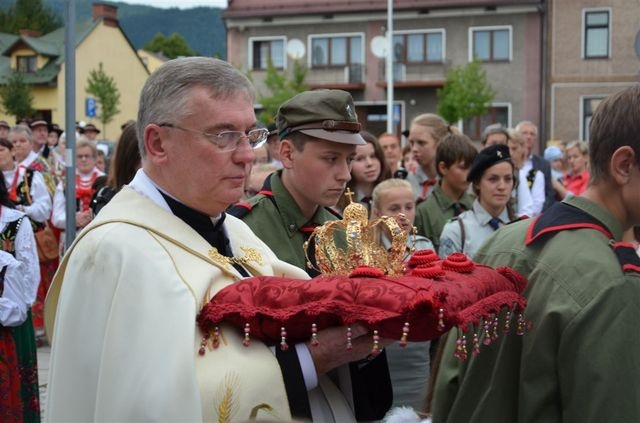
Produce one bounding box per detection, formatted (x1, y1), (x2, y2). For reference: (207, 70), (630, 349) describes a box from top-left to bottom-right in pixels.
(526, 201), (640, 271)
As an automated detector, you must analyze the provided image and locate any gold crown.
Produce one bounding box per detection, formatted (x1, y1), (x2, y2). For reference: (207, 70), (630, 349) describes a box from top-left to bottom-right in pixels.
(304, 188), (411, 275)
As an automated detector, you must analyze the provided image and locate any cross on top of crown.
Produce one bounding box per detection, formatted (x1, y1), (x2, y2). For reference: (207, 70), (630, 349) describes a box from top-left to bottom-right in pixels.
(344, 187), (355, 203)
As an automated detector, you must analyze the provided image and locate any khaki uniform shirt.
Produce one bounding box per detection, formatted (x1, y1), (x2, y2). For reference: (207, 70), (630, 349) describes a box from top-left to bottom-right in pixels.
(415, 184), (474, 252)
(407, 167), (438, 202)
(432, 196), (640, 423)
(233, 170), (339, 275)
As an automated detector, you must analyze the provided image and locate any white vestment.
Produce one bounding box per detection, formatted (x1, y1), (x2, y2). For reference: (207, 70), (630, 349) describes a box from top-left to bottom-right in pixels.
(45, 186), (312, 422)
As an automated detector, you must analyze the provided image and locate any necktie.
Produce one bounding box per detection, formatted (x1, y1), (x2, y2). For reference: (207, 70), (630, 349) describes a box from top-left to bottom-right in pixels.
(452, 203), (465, 217)
(488, 217), (501, 231)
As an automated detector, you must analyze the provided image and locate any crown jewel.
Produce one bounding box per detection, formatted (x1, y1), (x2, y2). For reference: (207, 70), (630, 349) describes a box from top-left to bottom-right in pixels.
(304, 188), (410, 275)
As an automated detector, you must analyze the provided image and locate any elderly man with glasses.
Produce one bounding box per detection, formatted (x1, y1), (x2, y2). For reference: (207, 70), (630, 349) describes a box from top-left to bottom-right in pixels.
(45, 57), (387, 422)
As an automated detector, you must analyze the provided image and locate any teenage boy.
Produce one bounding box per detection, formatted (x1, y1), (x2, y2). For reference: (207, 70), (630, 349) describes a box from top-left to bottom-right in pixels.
(415, 133), (477, 252)
(432, 85), (640, 423)
(229, 89), (392, 422)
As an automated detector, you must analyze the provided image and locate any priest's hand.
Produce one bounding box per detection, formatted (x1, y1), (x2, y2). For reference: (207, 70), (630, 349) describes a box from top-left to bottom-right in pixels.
(307, 323), (394, 375)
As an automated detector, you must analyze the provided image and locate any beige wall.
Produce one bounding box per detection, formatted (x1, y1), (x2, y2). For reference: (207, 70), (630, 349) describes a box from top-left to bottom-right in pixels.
(32, 86), (58, 114)
(8, 48), (48, 71)
(137, 49), (166, 74)
(57, 23), (149, 140)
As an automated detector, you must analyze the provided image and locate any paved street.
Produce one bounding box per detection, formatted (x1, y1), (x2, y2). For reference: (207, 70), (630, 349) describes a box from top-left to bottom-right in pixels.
(38, 345), (50, 421)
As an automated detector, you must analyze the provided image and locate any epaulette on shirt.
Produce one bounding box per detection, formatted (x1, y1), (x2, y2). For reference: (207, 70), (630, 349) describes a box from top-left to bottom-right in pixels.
(228, 175), (276, 219)
(227, 190), (271, 219)
(227, 174), (343, 222)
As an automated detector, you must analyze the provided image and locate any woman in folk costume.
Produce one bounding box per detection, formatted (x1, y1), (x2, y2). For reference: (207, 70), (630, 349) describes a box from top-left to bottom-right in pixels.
(52, 140), (104, 246)
(0, 168), (42, 422)
(9, 126), (56, 196)
(6, 128), (54, 337)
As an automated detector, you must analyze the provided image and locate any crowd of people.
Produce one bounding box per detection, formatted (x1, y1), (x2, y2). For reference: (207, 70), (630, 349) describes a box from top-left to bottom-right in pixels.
(0, 116), (141, 421)
(0, 56), (632, 422)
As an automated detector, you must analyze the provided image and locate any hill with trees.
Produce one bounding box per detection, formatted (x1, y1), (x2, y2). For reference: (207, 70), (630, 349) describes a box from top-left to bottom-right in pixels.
(40, 0), (226, 58)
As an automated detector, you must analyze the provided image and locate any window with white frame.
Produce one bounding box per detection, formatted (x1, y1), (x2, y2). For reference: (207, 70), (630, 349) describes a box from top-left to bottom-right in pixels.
(251, 38), (285, 70)
(583, 9), (610, 59)
(470, 26), (511, 62)
(463, 104), (511, 141)
(581, 96), (604, 141)
(393, 30), (444, 64)
(310, 34), (363, 68)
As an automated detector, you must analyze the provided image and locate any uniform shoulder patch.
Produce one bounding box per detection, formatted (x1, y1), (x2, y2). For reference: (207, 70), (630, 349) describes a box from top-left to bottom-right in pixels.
(612, 242), (640, 273)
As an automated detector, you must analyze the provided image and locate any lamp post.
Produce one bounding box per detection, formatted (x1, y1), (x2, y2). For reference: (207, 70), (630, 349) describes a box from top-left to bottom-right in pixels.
(386, 0), (394, 134)
(64, 0), (77, 247)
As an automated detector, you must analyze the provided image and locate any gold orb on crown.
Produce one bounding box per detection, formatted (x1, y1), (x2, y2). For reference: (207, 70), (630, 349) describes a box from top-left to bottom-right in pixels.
(304, 188), (410, 275)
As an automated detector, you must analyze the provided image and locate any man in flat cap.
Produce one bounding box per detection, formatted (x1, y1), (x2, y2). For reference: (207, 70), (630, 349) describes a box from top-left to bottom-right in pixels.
(230, 89), (392, 421)
(30, 120), (50, 159)
(83, 123), (100, 142)
(0, 120), (10, 138)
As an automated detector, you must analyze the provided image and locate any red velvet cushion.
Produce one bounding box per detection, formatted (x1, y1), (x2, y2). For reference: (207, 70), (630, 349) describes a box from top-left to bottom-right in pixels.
(198, 251), (527, 345)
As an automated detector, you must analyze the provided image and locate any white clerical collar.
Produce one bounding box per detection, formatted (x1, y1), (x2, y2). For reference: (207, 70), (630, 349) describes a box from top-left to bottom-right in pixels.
(127, 168), (222, 224)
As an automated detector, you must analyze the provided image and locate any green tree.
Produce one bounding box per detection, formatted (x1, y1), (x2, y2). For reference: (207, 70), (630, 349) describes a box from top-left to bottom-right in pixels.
(256, 60), (309, 125)
(143, 32), (195, 59)
(437, 59), (496, 124)
(0, 72), (34, 121)
(85, 63), (121, 138)
(0, 0), (63, 34)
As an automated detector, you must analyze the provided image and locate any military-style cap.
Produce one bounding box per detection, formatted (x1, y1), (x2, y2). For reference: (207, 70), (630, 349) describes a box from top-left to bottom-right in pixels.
(84, 123), (100, 134)
(30, 120), (48, 129)
(276, 89), (365, 145)
(266, 123), (278, 140)
(0, 120), (9, 129)
(467, 144), (512, 182)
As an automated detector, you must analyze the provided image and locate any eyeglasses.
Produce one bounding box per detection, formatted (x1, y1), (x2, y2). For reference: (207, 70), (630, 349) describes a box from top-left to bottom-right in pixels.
(159, 123), (268, 152)
(76, 154), (94, 160)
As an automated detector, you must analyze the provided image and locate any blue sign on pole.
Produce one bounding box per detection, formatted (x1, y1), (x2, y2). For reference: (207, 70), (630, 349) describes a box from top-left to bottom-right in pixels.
(85, 97), (96, 118)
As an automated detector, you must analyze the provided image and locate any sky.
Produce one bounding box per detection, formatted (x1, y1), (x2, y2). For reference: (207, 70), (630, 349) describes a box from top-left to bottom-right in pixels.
(118, 0), (228, 9)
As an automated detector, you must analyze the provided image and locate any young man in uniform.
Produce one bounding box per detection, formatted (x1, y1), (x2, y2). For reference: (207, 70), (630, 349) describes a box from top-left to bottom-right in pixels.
(230, 89), (392, 421)
(415, 133), (477, 253)
(231, 89), (362, 275)
(432, 85), (640, 422)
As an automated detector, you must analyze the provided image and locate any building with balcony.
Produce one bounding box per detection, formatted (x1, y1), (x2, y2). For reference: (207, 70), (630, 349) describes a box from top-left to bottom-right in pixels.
(225, 0), (544, 142)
